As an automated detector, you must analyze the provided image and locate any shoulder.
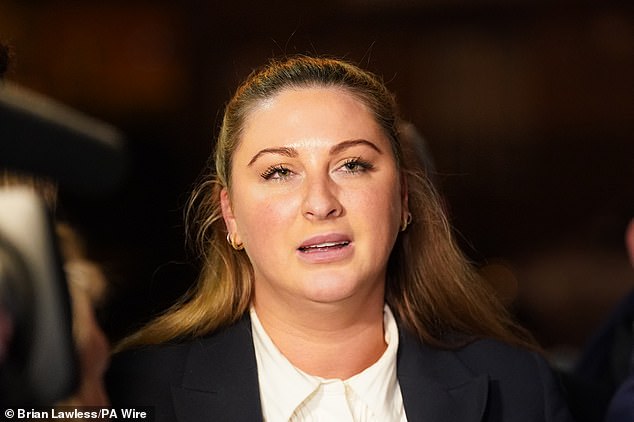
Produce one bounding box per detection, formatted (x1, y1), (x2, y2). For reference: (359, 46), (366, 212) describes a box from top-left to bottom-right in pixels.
(399, 328), (552, 384)
(398, 330), (573, 421)
(106, 341), (192, 407)
(455, 339), (572, 420)
(106, 316), (254, 408)
(456, 338), (551, 376)
(410, 336), (562, 393)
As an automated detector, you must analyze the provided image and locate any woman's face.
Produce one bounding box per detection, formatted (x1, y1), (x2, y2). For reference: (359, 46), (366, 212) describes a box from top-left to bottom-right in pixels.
(221, 87), (405, 309)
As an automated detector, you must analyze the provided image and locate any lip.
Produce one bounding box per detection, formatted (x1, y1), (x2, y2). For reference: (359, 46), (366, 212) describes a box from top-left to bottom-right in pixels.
(297, 233), (353, 264)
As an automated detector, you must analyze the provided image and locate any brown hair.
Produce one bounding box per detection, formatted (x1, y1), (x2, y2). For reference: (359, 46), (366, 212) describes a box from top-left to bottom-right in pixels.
(117, 55), (534, 351)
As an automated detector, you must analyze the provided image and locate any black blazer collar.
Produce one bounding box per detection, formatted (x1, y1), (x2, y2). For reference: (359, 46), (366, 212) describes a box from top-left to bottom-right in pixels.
(397, 328), (489, 421)
(169, 313), (489, 422)
(171, 315), (263, 422)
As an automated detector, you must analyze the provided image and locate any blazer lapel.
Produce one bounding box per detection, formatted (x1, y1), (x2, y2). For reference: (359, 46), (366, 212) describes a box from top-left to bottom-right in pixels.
(168, 315), (489, 421)
(170, 315), (264, 422)
(398, 328), (489, 422)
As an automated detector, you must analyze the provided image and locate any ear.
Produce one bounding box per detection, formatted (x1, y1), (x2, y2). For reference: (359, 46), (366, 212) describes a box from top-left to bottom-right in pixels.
(220, 188), (239, 238)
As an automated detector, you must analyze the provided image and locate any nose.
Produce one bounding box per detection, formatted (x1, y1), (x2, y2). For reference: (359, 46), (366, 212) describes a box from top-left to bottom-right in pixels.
(301, 174), (343, 220)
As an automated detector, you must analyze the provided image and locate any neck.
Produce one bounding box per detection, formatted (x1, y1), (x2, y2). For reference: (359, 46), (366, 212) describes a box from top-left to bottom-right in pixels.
(252, 293), (387, 379)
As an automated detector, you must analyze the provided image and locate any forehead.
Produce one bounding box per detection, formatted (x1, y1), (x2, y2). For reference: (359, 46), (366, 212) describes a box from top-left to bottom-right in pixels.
(237, 86), (385, 152)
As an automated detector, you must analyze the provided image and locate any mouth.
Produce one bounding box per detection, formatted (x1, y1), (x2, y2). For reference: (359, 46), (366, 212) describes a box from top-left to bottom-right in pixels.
(298, 240), (351, 253)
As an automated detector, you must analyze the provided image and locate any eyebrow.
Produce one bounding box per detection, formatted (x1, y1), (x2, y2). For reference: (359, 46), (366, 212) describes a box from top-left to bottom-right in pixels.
(329, 139), (382, 156)
(248, 139), (382, 166)
(248, 146), (297, 166)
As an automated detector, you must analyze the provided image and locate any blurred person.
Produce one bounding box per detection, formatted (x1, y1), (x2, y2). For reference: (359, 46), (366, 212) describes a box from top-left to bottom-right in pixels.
(1, 44), (110, 406)
(0, 172), (111, 407)
(0, 40), (12, 376)
(107, 56), (572, 421)
(606, 376), (634, 422)
(562, 218), (634, 422)
(55, 222), (111, 406)
(603, 218), (634, 421)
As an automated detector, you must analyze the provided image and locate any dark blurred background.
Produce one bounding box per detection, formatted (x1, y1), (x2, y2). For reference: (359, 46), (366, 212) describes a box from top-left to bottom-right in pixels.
(1, 0), (632, 360)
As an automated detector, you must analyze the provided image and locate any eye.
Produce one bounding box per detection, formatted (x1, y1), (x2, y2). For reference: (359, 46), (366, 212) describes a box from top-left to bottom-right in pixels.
(339, 158), (373, 174)
(260, 165), (293, 180)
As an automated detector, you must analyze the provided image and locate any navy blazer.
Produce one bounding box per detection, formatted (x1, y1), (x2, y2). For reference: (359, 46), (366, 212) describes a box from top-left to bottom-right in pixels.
(106, 314), (573, 421)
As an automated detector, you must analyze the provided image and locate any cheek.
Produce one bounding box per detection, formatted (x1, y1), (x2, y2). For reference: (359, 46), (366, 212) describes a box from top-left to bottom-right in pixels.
(235, 188), (299, 245)
(349, 182), (401, 229)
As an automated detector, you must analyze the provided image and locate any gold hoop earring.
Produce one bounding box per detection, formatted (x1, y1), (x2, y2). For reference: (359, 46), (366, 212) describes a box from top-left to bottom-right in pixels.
(400, 212), (412, 232)
(226, 232), (244, 250)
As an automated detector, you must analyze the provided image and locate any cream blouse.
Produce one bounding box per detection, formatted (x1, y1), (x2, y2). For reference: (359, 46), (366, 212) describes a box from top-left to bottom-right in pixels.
(250, 305), (408, 422)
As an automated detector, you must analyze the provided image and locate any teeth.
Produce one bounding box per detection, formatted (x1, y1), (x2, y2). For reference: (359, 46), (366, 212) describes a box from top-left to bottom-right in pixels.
(312, 242), (341, 248)
(301, 241), (349, 251)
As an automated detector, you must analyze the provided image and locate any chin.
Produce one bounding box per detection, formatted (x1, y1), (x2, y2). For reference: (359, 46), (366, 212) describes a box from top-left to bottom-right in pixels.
(300, 274), (373, 304)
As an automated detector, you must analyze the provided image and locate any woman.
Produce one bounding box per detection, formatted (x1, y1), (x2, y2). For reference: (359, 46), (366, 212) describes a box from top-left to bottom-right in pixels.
(107, 56), (572, 421)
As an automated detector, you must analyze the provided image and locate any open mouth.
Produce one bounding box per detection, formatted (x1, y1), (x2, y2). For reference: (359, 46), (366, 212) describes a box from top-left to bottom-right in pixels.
(298, 241), (350, 253)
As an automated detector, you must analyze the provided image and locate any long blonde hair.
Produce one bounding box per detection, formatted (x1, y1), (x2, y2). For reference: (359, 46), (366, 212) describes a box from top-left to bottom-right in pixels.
(116, 56), (534, 351)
